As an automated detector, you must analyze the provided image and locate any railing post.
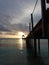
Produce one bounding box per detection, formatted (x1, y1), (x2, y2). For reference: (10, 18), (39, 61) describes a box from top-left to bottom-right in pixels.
(31, 14), (33, 32)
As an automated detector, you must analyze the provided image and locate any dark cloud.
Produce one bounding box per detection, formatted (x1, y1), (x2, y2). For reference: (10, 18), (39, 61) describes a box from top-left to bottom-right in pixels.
(0, 0), (36, 24)
(0, 0), (49, 32)
(0, 0), (36, 32)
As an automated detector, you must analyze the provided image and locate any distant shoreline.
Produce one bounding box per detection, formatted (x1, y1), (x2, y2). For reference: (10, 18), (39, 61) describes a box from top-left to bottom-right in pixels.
(0, 38), (26, 39)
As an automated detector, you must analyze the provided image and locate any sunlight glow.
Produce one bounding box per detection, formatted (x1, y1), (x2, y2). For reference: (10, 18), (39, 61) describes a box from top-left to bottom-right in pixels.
(0, 31), (28, 38)
(18, 32), (24, 36)
(18, 32), (25, 38)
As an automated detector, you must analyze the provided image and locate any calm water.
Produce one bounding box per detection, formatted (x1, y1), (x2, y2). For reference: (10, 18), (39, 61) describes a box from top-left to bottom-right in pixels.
(0, 38), (27, 65)
(0, 38), (48, 65)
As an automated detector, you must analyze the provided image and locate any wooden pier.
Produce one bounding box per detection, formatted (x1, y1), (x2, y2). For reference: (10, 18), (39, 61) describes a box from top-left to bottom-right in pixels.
(26, 0), (49, 65)
(27, 8), (49, 39)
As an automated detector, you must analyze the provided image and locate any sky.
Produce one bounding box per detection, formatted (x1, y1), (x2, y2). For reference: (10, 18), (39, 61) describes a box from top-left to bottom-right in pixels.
(0, 0), (49, 38)
(0, 0), (42, 25)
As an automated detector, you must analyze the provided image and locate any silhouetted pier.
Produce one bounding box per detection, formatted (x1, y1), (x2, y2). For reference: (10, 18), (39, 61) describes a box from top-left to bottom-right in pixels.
(26, 0), (49, 65)
(27, 8), (49, 39)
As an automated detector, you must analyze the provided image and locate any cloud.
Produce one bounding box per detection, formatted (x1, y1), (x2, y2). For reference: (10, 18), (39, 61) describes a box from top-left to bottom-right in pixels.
(0, 0), (36, 24)
(0, 0), (35, 32)
(11, 23), (29, 32)
(0, 0), (48, 32)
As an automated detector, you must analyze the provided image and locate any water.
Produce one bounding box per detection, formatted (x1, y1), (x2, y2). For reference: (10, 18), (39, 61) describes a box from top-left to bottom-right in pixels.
(30, 39), (48, 65)
(0, 38), (49, 65)
(0, 38), (27, 65)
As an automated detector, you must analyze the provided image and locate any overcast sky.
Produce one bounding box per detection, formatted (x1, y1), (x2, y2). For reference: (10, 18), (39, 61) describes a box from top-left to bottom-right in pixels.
(0, 0), (49, 32)
(0, 0), (41, 24)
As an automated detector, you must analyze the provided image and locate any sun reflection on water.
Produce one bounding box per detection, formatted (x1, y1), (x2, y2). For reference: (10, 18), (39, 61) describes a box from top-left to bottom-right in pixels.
(16, 38), (26, 51)
(19, 38), (23, 50)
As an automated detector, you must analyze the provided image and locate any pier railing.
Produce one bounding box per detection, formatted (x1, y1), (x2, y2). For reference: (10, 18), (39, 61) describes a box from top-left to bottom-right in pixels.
(26, 0), (49, 65)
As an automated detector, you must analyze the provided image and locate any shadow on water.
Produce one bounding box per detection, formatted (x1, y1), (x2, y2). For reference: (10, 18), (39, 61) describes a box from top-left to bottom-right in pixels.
(26, 39), (47, 65)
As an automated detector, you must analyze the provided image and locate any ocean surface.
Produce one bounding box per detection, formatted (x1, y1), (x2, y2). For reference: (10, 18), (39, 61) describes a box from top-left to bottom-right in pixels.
(0, 38), (48, 65)
(0, 38), (27, 65)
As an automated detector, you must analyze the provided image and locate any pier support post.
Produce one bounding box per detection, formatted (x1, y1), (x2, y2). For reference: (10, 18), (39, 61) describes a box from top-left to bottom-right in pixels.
(38, 39), (40, 56)
(48, 39), (49, 58)
(34, 39), (37, 56)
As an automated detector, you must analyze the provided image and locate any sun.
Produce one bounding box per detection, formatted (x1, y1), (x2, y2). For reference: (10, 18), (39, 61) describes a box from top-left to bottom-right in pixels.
(19, 32), (24, 36)
(18, 32), (25, 38)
